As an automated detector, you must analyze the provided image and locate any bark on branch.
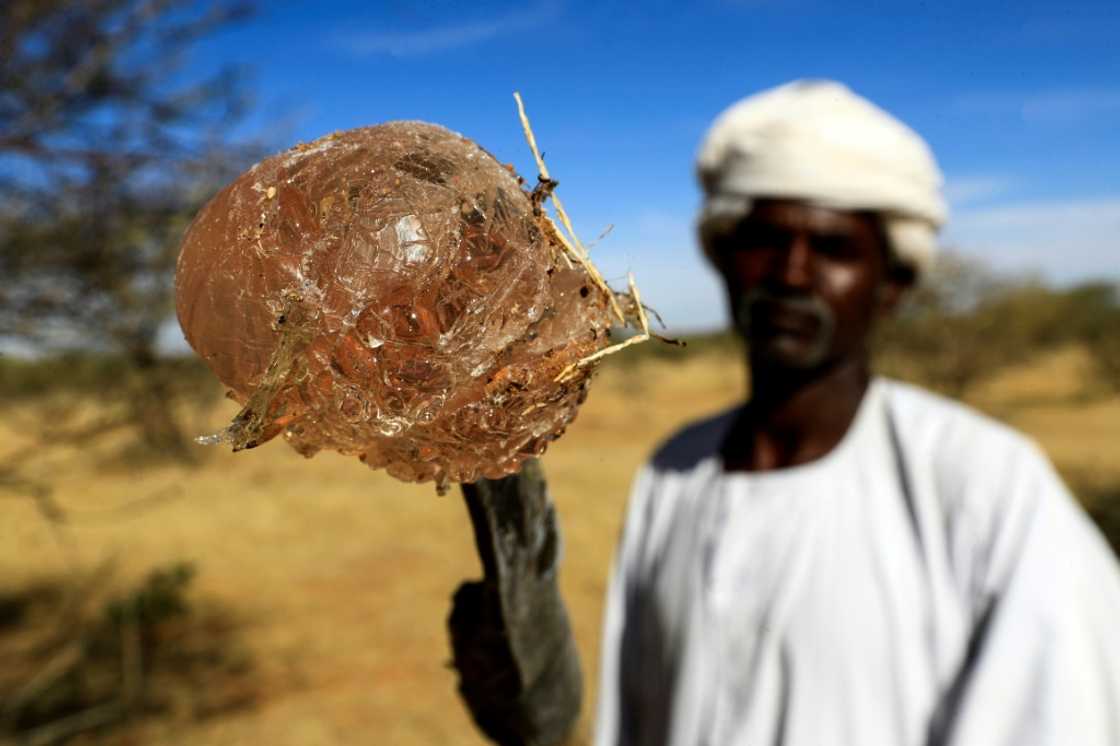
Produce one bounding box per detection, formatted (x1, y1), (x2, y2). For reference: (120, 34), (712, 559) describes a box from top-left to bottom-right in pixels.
(448, 459), (583, 746)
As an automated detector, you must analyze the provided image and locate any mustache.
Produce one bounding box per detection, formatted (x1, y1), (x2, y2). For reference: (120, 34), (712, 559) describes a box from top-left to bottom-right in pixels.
(739, 288), (835, 327)
(733, 288), (837, 367)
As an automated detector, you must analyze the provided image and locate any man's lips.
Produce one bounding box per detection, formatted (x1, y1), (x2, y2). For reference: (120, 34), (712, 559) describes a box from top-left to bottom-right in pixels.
(749, 302), (823, 335)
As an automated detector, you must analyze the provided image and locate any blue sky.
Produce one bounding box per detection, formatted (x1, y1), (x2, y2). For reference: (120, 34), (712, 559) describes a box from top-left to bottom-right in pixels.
(187, 0), (1119, 332)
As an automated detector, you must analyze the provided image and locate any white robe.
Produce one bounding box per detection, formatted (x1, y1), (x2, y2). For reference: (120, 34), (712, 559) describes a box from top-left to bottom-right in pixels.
(594, 378), (1120, 746)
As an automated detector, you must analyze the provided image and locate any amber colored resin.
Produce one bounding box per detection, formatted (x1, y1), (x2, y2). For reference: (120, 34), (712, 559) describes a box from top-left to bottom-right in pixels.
(175, 122), (614, 488)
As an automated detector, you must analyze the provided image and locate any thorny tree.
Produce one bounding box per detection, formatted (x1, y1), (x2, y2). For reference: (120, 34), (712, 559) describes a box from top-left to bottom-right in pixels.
(0, 0), (259, 455)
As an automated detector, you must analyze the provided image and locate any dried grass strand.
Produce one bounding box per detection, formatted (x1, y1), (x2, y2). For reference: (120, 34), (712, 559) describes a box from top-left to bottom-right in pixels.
(556, 273), (651, 382)
(513, 92), (626, 325)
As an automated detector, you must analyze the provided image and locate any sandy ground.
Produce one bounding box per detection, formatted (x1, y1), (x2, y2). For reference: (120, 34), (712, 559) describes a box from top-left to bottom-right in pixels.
(3, 347), (1118, 745)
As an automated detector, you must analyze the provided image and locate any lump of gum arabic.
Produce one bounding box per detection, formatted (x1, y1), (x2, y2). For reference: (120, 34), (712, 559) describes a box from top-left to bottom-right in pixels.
(175, 121), (615, 489)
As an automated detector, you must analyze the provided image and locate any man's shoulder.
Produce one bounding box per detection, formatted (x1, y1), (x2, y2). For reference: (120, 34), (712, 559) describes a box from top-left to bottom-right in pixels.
(878, 377), (1040, 459)
(648, 405), (741, 474)
(622, 408), (738, 553)
(881, 380), (1120, 618)
(643, 379), (1051, 480)
(878, 377), (1053, 496)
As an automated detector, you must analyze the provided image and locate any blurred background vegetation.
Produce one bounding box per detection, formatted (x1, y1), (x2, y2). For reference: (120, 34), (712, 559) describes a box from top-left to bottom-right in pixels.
(1, 0), (258, 460)
(1, 2), (1118, 745)
(1, 2), (263, 743)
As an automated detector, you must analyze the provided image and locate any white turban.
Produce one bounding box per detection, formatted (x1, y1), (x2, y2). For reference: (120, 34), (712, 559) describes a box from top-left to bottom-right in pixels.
(696, 80), (947, 275)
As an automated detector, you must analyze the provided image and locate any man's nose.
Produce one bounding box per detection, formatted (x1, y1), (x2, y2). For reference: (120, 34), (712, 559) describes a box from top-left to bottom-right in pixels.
(774, 233), (814, 290)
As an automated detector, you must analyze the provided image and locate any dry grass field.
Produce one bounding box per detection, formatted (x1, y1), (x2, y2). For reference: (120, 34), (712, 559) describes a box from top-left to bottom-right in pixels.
(3, 346), (1119, 745)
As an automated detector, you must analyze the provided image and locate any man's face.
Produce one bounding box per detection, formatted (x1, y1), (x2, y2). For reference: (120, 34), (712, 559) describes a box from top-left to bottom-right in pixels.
(702, 199), (907, 371)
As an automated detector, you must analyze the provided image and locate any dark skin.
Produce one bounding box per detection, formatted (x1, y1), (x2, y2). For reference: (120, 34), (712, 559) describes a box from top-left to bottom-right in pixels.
(702, 198), (914, 472)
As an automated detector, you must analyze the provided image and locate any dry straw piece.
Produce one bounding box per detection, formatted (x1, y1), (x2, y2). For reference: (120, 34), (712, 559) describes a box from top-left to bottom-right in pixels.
(174, 96), (651, 492)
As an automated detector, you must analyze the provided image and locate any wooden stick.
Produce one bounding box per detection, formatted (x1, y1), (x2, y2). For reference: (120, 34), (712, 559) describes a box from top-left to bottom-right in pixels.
(449, 459), (582, 746)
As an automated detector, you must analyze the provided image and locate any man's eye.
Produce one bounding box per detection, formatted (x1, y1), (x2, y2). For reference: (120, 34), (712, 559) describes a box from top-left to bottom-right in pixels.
(707, 231), (764, 257)
(814, 235), (859, 258)
(726, 226), (786, 253)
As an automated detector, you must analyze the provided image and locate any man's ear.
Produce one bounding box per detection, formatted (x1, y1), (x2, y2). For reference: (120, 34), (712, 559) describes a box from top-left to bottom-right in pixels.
(871, 217), (915, 318)
(877, 264), (916, 317)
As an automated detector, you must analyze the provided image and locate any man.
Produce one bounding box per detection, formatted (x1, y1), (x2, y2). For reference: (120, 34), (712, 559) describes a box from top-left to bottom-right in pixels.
(593, 80), (1120, 745)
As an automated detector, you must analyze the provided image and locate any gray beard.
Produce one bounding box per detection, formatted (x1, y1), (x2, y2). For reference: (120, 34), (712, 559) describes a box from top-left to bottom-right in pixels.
(734, 287), (837, 369)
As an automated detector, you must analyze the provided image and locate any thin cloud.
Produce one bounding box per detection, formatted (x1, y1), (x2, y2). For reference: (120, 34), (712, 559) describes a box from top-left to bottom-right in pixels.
(599, 194), (1115, 329)
(1012, 6), (1119, 46)
(714, 0), (784, 7)
(946, 196), (1120, 283)
(944, 176), (1012, 208)
(713, 0), (817, 10)
(1021, 90), (1120, 125)
(331, 2), (562, 57)
(955, 88), (1120, 125)
(608, 195), (1119, 326)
